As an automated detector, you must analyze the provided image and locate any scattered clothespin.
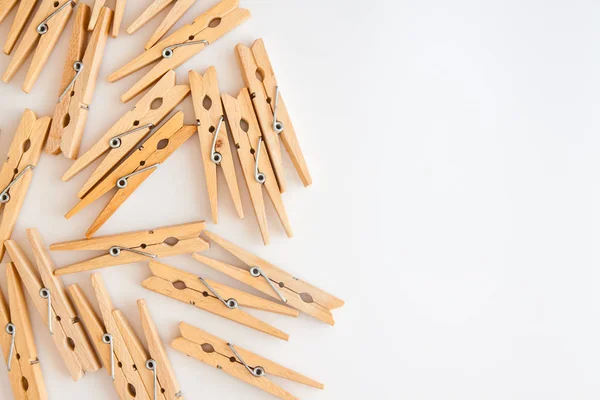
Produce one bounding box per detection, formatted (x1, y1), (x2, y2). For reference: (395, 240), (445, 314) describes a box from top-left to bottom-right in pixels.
(222, 88), (293, 244)
(46, 5), (112, 159)
(142, 260), (297, 340)
(5, 229), (102, 380)
(88, 0), (125, 37)
(236, 39), (312, 192)
(108, 0), (250, 103)
(69, 275), (160, 400)
(0, 109), (50, 260)
(61, 70), (190, 199)
(194, 231), (345, 325)
(0, 0), (38, 55)
(64, 111), (196, 237)
(127, 0), (196, 50)
(189, 67), (243, 224)
(51, 221), (209, 275)
(172, 322), (323, 400)
(2, 0), (78, 93)
(0, 262), (48, 399)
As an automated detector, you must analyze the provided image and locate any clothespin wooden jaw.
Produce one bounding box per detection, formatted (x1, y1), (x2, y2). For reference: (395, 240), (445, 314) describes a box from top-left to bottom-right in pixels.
(65, 111), (196, 237)
(88, 0), (125, 37)
(2, 0), (78, 93)
(189, 67), (243, 224)
(194, 230), (345, 326)
(127, 0), (196, 50)
(51, 221), (209, 275)
(47, 4), (113, 159)
(142, 260), (297, 340)
(108, 0), (250, 103)
(222, 88), (293, 244)
(0, 262), (48, 400)
(61, 69), (190, 198)
(0, 109), (50, 260)
(1, 0), (38, 56)
(236, 39), (312, 192)
(172, 322), (323, 400)
(5, 229), (102, 381)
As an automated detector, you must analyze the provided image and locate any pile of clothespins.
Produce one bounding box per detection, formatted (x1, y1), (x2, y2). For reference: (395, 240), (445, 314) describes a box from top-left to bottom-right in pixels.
(0, 0), (345, 399)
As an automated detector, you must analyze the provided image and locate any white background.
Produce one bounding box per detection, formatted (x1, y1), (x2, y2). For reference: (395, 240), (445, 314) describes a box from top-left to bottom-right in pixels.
(2, 0), (599, 399)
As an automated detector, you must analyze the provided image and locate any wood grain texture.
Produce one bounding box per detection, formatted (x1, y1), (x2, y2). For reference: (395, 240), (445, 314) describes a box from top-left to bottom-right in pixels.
(190, 67), (243, 224)
(109, 0), (250, 102)
(87, 0), (105, 30)
(111, 0), (126, 37)
(144, 0), (195, 50)
(2, 0), (37, 55)
(127, 0), (174, 34)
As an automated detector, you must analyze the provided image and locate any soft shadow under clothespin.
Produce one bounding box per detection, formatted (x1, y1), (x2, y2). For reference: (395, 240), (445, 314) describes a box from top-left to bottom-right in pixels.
(108, 0), (250, 103)
(0, 262), (48, 399)
(142, 259), (297, 340)
(50, 221), (209, 274)
(5, 229), (102, 380)
(172, 322), (323, 400)
(193, 231), (345, 325)
(47, 5), (113, 159)
(127, 0), (196, 50)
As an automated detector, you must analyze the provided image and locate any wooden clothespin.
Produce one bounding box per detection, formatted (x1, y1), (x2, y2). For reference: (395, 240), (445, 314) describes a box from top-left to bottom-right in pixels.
(88, 0), (125, 37)
(127, 0), (196, 50)
(236, 39), (312, 192)
(108, 0), (250, 103)
(0, 262), (48, 399)
(2, 0), (77, 93)
(172, 322), (323, 400)
(142, 260), (297, 340)
(64, 111), (196, 237)
(51, 221), (209, 275)
(61, 70), (190, 198)
(46, 5), (112, 159)
(190, 67), (243, 224)
(194, 231), (345, 325)
(0, 0), (38, 55)
(5, 229), (102, 380)
(222, 88), (293, 244)
(0, 109), (50, 260)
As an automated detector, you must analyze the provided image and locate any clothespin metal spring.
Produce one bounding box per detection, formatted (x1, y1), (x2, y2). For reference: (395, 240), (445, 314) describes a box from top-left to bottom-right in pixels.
(254, 137), (266, 184)
(210, 116), (224, 164)
(146, 359), (157, 400)
(0, 165), (35, 203)
(58, 61), (84, 102)
(102, 333), (114, 380)
(109, 124), (155, 149)
(5, 323), (15, 371)
(116, 163), (160, 189)
(250, 266), (287, 303)
(39, 288), (53, 335)
(227, 343), (265, 377)
(272, 86), (283, 134)
(198, 277), (238, 309)
(162, 40), (209, 59)
(109, 246), (157, 259)
(37, 0), (76, 35)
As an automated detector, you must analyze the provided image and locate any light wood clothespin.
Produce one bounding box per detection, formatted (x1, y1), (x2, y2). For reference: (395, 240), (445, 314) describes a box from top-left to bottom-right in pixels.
(65, 111), (196, 237)
(2, 0), (78, 93)
(222, 88), (292, 244)
(5, 229), (102, 380)
(46, 5), (113, 159)
(61, 70), (190, 199)
(0, 109), (50, 260)
(0, 262), (48, 399)
(108, 0), (250, 103)
(236, 39), (312, 192)
(127, 0), (196, 50)
(190, 67), (243, 224)
(0, 0), (38, 55)
(194, 231), (345, 325)
(172, 322), (323, 400)
(88, 0), (125, 37)
(142, 260), (297, 340)
(51, 221), (209, 275)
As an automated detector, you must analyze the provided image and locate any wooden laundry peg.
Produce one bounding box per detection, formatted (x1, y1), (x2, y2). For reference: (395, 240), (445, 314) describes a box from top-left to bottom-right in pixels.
(0, 109), (50, 260)
(109, 0), (250, 102)
(0, 0), (38, 55)
(89, 0), (125, 37)
(0, 263), (48, 399)
(172, 323), (323, 400)
(47, 5), (112, 158)
(189, 67), (243, 224)
(236, 39), (312, 192)
(127, 0), (196, 50)
(5, 229), (102, 380)
(2, 0), (78, 93)
(222, 88), (293, 244)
